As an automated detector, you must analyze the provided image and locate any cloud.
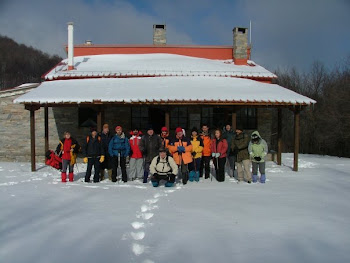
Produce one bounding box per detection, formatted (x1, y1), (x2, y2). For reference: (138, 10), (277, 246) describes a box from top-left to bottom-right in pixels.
(0, 0), (194, 57)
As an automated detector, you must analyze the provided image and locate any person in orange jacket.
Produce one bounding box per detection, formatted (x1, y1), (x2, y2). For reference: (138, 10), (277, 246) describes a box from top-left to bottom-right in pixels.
(200, 124), (212, 179)
(168, 127), (193, 185)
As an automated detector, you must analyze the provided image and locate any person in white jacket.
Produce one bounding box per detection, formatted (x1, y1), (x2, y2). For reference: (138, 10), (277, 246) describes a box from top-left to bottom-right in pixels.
(248, 131), (268, 183)
(150, 147), (178, 187)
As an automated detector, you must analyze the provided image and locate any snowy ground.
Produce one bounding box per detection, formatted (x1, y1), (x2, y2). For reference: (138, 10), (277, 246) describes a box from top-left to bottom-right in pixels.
(1, 153), (350, 263)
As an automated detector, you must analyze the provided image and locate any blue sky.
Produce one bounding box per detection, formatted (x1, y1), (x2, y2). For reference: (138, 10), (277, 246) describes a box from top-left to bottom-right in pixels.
(1, 0), (349, 71)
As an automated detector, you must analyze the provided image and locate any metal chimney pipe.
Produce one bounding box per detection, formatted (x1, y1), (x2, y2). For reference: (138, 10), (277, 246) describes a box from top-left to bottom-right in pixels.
(67, 22), (74, 70)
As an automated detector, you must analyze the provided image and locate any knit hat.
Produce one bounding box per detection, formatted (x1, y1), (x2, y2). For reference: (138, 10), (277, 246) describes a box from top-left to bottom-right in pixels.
(147, 125), (154, 131)
(175, 127), (183, 133)
(115, 125), (122, 131)
(161, 127), (168, 132)
(191, 127), (198, 133)
(235, 125), (244, 131)
(159, 147), (167, 153)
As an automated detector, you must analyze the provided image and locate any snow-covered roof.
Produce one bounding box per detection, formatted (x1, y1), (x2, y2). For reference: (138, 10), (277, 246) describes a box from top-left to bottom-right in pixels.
(0, 83), (39, 98)
(14, 77), (316, 105)
(44, 54), (277, 80)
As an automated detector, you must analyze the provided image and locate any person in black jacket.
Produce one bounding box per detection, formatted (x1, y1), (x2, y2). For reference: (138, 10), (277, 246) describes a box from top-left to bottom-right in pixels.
(82, 127), (105, 183)
(99, 124), (112, 181)
(139, 126), (162, 183)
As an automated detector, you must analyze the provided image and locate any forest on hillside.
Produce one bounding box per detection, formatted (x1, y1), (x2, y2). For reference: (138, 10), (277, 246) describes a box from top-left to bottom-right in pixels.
(0, 35), (62, 90)
(274, 57), (350, 157)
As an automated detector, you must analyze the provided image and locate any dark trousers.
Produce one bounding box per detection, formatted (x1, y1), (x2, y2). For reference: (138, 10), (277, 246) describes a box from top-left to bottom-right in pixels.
(213, 157), (226, 182)
(151, 173), (175, 184)
(200, 156), (211, 178)
(85, 157), (100, 183)
(188, 158), (201, 172)
(100, 154), (111, 170)
(111, 156), (127, 182)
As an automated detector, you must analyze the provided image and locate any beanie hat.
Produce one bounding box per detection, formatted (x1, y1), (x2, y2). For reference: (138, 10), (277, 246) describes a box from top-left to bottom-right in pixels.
(175, 127), (183, 133)
(236, 125), (244, 131)
(115, 125), (122, 131)
(161, 127), (168, 132)
(159, 146), (167, 153)
(191, 127), (198, 133)
(147, 125), (154, 131)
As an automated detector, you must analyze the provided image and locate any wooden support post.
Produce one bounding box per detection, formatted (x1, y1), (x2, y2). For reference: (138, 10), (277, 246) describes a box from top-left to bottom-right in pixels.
(44, 106), (49, 156)
(277, 108), (282, 165)
(97, 107), (102, 132)
(30, 109), (36, 172)
(231, 108), (237, 131)
(293, 108), (300, 171)
(165, 111), (170, 131)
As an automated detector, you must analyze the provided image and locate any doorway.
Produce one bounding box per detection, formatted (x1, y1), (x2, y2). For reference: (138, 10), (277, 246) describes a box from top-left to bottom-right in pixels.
(149, 107), (165, 134)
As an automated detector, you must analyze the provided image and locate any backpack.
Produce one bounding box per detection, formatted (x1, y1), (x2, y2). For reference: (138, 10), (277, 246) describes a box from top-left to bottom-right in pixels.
(156, 155), (173, 173)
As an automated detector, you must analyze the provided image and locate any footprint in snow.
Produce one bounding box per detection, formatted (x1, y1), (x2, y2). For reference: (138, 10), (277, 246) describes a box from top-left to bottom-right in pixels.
(164, 189), (175, 193)
(141, 213), (154, 220)
(132, 243), (145, 256)
(131, 222), (145, 230)
(146, 199), (158, 204)
(131, 231), (145, 240)
(143, 260), (155, 263)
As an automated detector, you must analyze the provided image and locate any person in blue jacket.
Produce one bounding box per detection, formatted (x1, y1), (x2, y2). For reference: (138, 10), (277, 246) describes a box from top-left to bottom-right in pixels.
(108, 125), (131, 183)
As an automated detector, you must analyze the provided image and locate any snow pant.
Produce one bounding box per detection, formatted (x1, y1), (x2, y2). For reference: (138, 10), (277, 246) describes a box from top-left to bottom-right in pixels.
(226, 155), (235, 175)
(85, 157), (100, 183)
(62, 159), (73, 173)
(200, 156), (211, 179)
(111, 156), (127, 182)
(213, 157), (226, 182)
(143, 161), (151, 183)
(178, 163), (189, 184)
(236, 159), (252, 182)
(100, 154), (111, 180)
(252, 162), (266, 175)
(151, 173), (176, 187)
(129, 158), (144, 180)
(188, 158), (201, 182)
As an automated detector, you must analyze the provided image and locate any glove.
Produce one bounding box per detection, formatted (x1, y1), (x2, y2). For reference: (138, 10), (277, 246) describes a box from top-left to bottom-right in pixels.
(211, 153), (216, 157)
(254, 156), (261, 161)
(215, 153), (221, 158)
(191, 151), (196, 157)
(83, 157), (88, 163)
(177, 146), (185, 153)
(99, 155), (105, 163)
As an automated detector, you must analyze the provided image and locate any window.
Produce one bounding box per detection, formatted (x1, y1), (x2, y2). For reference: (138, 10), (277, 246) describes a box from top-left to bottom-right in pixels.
(78, 108), (97, 127)
(201, 107), (225, 129)
(170, 107), (187, 129)
(236, 108), (257, 130)
(131, 107), (149, 130)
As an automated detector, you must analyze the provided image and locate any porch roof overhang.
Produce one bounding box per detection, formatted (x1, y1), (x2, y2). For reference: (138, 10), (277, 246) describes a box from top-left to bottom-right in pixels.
(14, 76), (316, 107)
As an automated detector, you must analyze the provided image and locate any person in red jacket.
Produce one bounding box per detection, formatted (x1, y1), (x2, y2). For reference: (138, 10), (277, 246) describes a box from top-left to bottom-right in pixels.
(160, 126), (170, 153)
(210, 129), (228, 182)
(56, 131), (79, 182)
(129, 128), (144, 180)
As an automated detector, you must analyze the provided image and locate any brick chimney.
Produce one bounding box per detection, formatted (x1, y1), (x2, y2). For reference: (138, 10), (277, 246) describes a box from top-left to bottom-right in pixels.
(153, 24), (166, 45)
(67, 22), (74, 70)
(233, 27), (249, 65)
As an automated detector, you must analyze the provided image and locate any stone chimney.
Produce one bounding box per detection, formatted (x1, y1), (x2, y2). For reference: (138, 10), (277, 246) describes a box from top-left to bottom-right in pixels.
(153, 24), (166, 45)
(67, 22), (74, 70)
(233, 27), (249, 65)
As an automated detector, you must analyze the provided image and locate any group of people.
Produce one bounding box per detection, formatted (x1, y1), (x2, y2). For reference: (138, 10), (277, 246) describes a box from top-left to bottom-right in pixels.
(56, 123), (268, 187)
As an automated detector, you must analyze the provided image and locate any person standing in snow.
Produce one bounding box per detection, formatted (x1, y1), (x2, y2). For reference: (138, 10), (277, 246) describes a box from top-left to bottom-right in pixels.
(210, 129), (228, 182)
(248, 131), (268, 183)
(129, 128), (144, 180)
(189, 127), (203, 182)
(99, 124), (112, 181)
(168, 127), (193, 185)
(232, 125), (252, 183)
(150, 147), (178, 187)
(82, 127), (105, 183)
(159, 126), (170, 153)
(56, 131), (80, 182)
(109, 126), (130, 183)
(222, 124), (236, 177)
(139, 126), (162, 183)
(200, 124), (212, 179)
